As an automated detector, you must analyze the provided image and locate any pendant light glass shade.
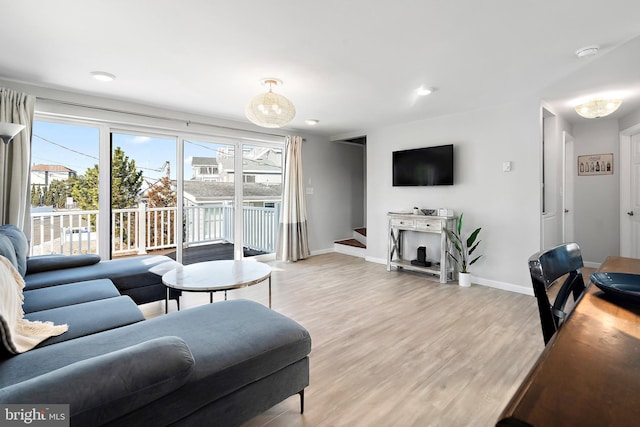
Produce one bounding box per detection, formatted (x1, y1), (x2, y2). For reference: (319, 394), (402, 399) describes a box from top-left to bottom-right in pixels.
(245, 79), (296, 128)
(0, 122), (25, 144)
(575, 98), (622, 119)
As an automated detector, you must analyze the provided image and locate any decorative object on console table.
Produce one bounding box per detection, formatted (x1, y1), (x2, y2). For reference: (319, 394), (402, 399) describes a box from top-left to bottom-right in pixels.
(411, 246), (431, 267)
(413, 207), (420, 215)
(444, 212), (482, 287)
(421, 208), (438, 216)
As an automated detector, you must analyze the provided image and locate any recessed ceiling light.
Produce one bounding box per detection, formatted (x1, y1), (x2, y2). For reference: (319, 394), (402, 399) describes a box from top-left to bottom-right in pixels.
(91, 71), (116, 82)
(305, 119), (319, 126)
(416, 86), (434, 96)
(575, 45), (600, 58)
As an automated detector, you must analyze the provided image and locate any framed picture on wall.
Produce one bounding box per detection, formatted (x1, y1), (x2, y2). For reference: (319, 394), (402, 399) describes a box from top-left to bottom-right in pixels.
(578, 153), (613, 176)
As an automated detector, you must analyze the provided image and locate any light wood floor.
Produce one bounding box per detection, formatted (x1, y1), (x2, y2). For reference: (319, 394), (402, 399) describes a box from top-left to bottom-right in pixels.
(142, 253), (546, 427)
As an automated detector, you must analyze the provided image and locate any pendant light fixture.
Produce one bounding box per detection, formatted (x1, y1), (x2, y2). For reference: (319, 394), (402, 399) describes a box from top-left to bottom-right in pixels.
(575, 98), (622, 119)
(245, 78), (296, 128)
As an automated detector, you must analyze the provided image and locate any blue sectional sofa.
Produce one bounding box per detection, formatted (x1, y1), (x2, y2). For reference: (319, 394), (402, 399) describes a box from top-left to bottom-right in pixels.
(0, 225), (311, 426)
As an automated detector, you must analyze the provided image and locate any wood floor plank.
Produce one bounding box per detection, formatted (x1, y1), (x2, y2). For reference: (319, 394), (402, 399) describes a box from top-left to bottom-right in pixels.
(142, 252), (544, 426)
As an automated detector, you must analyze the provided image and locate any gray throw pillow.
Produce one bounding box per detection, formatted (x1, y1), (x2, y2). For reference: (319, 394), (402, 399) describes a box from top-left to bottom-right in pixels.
(0, 225), (29, 276)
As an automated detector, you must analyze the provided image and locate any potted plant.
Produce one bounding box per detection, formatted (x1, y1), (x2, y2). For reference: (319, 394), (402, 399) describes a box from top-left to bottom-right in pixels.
(445, 213), (482, 287)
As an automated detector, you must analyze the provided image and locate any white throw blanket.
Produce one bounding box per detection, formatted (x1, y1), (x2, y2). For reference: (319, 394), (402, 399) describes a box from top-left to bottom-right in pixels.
(0, 255), (67, 354)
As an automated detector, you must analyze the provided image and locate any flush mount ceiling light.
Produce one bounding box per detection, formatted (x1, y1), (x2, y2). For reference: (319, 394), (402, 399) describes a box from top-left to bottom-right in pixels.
(416, 86), (434, 96)
(245, 78), (296, 128)
(91, 71), (116, 82)
(575, 98), (622, 119)
(575, 45), (600, 58)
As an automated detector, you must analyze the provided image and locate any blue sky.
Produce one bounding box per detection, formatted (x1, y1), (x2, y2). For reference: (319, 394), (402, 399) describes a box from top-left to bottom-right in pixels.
(32, 121), (225, 183)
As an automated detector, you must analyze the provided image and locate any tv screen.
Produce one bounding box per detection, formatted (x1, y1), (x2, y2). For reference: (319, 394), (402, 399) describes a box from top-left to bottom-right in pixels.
(392, 144), (454, 186)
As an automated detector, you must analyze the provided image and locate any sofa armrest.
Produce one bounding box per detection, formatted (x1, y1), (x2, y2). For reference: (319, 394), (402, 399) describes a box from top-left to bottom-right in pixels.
(0, 336), (195, 426)
(26, 254), (101, 275)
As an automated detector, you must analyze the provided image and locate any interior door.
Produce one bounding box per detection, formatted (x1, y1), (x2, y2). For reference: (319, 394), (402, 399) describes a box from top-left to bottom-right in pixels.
(626, 133), (640, 257)
(562, 131), (575, 242)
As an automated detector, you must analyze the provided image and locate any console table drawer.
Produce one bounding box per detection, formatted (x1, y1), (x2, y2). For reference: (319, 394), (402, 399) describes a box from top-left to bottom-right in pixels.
(391, 218), (415, 228)
(415, 220), (442, 231)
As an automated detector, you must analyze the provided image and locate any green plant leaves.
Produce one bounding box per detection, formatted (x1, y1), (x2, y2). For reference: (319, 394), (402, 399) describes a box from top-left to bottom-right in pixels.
(444, 213), (482, 274)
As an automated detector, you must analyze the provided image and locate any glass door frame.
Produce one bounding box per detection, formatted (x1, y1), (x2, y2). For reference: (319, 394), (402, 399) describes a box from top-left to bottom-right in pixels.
(34, 109), (283, 262)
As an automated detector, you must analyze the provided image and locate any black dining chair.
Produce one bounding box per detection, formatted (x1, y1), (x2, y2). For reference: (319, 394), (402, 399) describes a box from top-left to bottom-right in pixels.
(528, 242), (586, 345)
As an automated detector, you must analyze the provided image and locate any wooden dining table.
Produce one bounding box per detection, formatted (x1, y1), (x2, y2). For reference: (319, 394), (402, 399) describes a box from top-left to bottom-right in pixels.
(497, 256), (640, 427)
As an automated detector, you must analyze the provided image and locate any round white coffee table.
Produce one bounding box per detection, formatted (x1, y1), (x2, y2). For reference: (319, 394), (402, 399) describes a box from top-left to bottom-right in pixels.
(162, 260), (272, 312)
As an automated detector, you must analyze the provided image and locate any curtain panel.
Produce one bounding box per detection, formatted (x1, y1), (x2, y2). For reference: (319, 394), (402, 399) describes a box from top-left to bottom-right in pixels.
(276, 135), (310, 261)
(0, 88), (35, 234)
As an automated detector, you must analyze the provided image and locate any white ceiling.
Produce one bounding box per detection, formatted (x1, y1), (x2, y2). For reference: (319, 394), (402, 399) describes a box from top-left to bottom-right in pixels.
(2, 1), (640, 138)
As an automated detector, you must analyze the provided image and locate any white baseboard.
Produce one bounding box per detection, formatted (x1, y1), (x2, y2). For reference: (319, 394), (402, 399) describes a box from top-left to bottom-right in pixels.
(583, 261), (602, 269)
(310, 248), (334, 256)
(365, 256), (387, 265)
(471, 276), (534, 296)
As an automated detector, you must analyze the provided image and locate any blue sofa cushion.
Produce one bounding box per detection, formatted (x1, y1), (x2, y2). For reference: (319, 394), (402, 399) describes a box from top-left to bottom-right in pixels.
(26, 254), (101, 275)
(22, 279), (120, 314)
(0, 300), (311, 426)
(24, 255), (179, 292)
(24, 296), (145, 346)
(0, 336), (195, 427)
(0, 225), (28, 276)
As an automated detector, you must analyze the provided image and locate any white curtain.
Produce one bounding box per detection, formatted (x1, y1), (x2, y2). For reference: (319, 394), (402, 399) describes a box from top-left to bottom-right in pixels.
(0, 88), (35, 233)
(276, 135), (310, 261)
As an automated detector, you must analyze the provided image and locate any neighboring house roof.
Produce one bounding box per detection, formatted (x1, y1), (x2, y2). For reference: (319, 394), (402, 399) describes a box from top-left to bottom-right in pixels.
(218, 156), (281, 174)
(183, 181), (281, 203)
(191, 157), (217, 166)
(31, 164), (76, 173)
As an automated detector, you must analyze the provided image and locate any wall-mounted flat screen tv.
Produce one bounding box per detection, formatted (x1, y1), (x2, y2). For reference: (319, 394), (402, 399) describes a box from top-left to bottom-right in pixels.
(392, 144), (454, 186)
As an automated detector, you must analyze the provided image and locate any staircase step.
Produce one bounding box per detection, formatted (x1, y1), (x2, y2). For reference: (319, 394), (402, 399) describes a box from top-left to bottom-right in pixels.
(334, 238), (366, 258)
(334, 238), (366, 249)
(353, 228), (367, 246)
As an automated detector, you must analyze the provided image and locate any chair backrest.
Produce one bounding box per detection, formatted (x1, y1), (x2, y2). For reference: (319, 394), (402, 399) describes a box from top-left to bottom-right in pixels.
(528, 242), (586, 345)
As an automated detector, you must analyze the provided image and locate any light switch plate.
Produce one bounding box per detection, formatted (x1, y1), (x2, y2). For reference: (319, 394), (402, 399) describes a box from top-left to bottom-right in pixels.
(502, 161), (512, 172)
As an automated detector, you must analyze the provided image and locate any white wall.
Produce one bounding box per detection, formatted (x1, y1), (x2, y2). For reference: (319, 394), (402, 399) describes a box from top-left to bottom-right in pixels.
(302, 138), (365, 253)
(571, 118), (620, 264)
(366, 99), (541, 293)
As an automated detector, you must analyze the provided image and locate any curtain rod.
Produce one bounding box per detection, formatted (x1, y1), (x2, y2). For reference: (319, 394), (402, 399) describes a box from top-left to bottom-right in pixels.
(36, 97), (295, 140)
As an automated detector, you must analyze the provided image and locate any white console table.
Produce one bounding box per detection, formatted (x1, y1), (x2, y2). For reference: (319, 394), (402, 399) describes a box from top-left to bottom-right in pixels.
(386, 213), (457, 283)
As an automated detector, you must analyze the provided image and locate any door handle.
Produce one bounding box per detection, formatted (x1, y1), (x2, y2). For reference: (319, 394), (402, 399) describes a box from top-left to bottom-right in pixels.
(628, 211), (635, 216)
(564, 209), (570, 213)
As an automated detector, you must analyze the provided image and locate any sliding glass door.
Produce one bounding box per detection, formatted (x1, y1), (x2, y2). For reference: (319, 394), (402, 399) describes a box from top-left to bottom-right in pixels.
(110, 132), (177, 258)
(182, 138), (236, 263)
(242, 144), (282, 256)
(30, 120), (100, 256)
(31, 117), (282, 263)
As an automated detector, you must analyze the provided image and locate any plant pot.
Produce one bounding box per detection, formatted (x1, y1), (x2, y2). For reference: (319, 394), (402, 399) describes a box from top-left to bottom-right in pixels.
(458, 272), (472, 287)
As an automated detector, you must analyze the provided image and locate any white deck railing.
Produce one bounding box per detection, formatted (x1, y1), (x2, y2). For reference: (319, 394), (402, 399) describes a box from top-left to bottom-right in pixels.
(29, 204), (279, 257)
